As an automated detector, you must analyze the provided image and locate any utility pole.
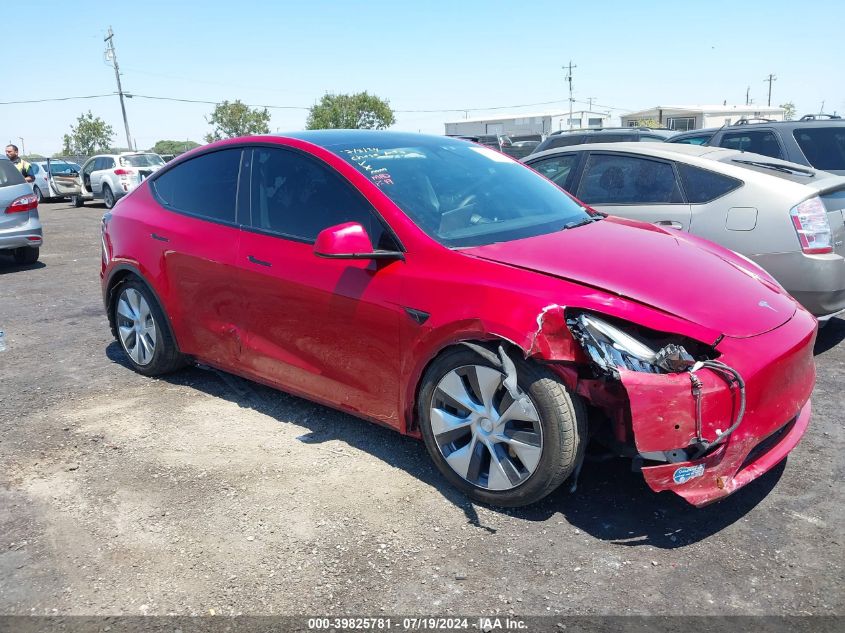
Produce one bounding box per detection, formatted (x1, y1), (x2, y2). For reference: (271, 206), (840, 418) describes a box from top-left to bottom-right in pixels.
(764, 73), (777, 107)
(587, 97), (595, 111)
(563, 60), (577, 129)
(745, 86), (750, 106)
(18, 137), (25, 156)
(105, 26), (133, 150)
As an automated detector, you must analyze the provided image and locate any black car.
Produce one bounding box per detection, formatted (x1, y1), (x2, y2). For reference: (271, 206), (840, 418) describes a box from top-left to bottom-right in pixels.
(529, 127), (676, 155)
(666, 114), (845, 176)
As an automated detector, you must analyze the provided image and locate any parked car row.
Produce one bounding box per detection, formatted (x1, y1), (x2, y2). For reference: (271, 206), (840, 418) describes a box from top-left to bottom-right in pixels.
(667, 114), (845, 175)
(524, 142), (845, 321)
(99, 130), (819, 510)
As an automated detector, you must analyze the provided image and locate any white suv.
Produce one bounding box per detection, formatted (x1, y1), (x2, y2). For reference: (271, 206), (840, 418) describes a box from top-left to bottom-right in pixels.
(65, 152), (166, 209)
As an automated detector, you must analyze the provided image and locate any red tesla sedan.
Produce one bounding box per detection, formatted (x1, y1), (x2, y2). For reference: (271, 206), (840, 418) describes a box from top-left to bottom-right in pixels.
(100, 131), (816, 508)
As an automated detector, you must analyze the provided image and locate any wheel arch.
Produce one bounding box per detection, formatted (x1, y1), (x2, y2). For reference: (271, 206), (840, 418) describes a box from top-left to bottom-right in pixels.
(104, 265), (181, 353)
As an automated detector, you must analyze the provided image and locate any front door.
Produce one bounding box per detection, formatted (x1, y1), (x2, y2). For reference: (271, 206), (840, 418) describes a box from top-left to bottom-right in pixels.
(236, 146), (405, 425)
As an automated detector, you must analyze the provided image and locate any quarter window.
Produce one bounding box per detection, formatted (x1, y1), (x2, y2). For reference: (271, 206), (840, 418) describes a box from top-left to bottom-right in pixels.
(577, 154), (683, 205)
(677, 163), (742, 203)
(248, 147), (391, 247)
(720, 130), (784, 159)
(793, 127), (845, 171)
(152, 148), (242, 224)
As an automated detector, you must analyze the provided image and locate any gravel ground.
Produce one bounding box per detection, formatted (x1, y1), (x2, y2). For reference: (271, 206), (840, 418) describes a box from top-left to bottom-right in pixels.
(0, 201), (843, 618)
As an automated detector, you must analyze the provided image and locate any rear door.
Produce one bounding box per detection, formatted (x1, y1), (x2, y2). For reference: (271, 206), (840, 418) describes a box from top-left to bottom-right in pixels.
(91, 156), (115, 195)
(573, 152), (692, 229)
(144, 147), (246, 367)
(45, 159), (82, 198)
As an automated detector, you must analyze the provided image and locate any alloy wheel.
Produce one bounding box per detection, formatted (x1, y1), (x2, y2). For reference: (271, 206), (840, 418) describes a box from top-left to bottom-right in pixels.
(116, 287), (157, 366)
(430, 364), (543, 491)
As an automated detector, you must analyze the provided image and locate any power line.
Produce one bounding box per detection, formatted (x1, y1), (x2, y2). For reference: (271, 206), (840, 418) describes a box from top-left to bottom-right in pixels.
(0, 94), (113, 105)
(0, 91), (634, 116)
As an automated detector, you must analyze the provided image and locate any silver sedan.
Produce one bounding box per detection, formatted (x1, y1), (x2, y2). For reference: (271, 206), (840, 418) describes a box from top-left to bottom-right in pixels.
(524, 142), (845, 320)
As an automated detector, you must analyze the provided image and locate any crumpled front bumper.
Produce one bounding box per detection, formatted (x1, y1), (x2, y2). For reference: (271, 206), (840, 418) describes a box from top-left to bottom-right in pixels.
(618, 308), (817, 507)
(640, 401), (810, 506)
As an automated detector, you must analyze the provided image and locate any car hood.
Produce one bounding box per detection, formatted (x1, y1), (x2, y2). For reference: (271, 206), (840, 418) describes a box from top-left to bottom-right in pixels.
(462, 217), (796, 338)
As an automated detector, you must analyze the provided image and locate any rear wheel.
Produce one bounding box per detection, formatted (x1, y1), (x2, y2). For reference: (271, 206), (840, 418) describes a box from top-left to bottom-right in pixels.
(12, 247), (39, 265)
(418, 347), (586, 507)
(113, 279), (184, 376)
(103, 185), (115, 209)
(32, 186), (43, 203)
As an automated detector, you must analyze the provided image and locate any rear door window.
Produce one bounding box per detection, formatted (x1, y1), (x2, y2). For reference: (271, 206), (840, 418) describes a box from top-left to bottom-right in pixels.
(528, 154), (580, 190)
(720, 130), (784, 159)
(793, 127), (845, 171)
(677, 163), (742, 203)
(590, 134), (632, 143)
(152, 148), (242, 224)
(248, 147), (393, 247)
(576, 154), (684, 204)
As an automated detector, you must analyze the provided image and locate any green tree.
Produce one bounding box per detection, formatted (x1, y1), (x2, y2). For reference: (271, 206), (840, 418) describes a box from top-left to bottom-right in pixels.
(779, 101), (796, 120)
(205, 100), (271, 142)
(306, 92), (395, 130)
(633, 118), (663, 128)
(151, 139), (201, 155)
(62, 111), (115, 155)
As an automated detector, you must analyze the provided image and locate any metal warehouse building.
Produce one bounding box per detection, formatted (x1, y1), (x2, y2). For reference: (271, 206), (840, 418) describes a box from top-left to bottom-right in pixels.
(444, 110), (612, 137)
(620, 105), (785, 131)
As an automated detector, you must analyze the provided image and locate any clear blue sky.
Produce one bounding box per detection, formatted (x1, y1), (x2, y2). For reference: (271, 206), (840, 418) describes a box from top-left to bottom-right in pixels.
(2, 0), (842, 155)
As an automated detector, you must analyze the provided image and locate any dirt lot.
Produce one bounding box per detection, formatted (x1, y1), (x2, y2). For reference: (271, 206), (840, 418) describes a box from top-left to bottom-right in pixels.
(1, 201), (843, 618)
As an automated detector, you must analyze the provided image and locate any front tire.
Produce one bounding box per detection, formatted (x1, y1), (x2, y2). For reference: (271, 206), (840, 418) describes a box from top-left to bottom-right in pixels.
(103, 185), (115, 209)
(112, 279), (184, 376)
(418, 347), (586, 507)
(33, 186), (43, 203)
(71, 194), (84, 208)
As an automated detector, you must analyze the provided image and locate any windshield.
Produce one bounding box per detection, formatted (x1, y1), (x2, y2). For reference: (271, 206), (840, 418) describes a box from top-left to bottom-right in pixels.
(120, 154), (165, 168)
(334, 139), (590, 247)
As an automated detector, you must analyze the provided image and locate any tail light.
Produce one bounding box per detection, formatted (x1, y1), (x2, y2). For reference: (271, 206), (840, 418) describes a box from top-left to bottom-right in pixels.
(5, 193), (38, 214)
(790, 197), (832, 254)
(114, 168), (136, 176)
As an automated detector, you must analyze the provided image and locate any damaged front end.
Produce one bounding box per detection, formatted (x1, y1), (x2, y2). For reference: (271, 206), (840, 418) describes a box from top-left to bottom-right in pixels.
(564, 310), (814, 507)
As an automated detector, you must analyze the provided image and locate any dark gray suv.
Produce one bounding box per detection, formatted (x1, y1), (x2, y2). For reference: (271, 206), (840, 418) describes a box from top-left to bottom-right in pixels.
(529, 127), (675, 155)
(667, 115), (845, 176)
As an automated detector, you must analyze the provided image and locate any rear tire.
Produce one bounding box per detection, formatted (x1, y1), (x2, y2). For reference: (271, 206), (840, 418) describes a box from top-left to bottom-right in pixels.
(112, 278), (185, 376)
(33, 186), (43, 203)
(12, 247), (39, 265)
(417, 347), (587, 507)
(71, 194), (84, 208)
(103, 185), (115, 209)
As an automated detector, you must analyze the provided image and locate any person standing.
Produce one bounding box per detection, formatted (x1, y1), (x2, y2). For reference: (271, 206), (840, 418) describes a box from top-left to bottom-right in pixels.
(5, 144), (34, 183)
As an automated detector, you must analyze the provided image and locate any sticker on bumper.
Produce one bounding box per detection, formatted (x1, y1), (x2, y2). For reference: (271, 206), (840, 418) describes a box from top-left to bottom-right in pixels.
(673, 464), (705, 484)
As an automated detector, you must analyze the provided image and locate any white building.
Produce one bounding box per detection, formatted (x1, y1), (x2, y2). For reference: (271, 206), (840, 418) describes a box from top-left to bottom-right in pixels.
(444, 110), (612, 137)
(620, 105), (785, 131)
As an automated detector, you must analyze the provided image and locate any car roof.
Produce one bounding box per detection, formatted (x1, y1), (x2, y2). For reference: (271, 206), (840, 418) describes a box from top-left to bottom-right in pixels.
(526, 141), (844, 192)
(671, 118), (845, 138)
(279, 129), (471, 149)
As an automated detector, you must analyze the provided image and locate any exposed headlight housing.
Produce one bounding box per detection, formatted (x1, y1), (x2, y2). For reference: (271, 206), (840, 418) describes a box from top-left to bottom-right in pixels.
(567, 313), (701, 375)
